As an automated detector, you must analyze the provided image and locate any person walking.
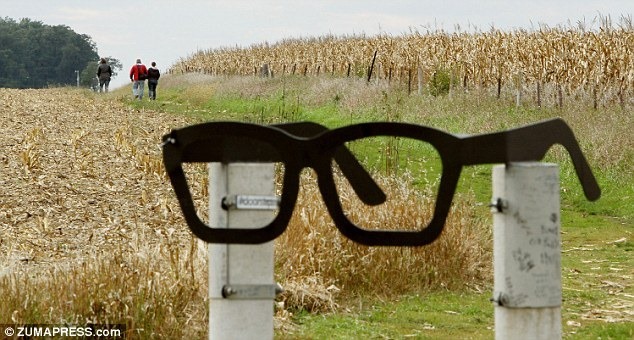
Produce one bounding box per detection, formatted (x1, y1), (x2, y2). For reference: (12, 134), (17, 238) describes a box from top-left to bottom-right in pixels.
(129, 58), (148, 100)
(147, 61), (161, 100)
(96, 58), (112, 93)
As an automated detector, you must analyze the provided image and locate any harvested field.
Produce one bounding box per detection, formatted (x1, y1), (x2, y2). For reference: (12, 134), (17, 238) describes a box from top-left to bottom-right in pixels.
(1, 88), (193, 271)
(0, 88), (210, 337)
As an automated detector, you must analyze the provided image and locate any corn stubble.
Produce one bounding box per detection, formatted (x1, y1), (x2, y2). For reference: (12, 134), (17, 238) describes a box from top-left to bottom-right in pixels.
(0, 88), (205, 337)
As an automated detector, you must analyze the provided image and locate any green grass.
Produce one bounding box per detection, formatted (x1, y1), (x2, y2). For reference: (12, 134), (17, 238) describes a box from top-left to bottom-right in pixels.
(285, 293), (495, 339)
(118, 74), (632, 338)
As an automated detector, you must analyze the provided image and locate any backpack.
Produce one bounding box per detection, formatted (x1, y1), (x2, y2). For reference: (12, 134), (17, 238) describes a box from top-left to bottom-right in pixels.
(137, 65), (148, 80)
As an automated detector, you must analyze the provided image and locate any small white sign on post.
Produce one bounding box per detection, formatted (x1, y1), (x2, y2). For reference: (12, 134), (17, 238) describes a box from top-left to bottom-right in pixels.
(492, 162), (562, 339)
(208, 163), (276, 340)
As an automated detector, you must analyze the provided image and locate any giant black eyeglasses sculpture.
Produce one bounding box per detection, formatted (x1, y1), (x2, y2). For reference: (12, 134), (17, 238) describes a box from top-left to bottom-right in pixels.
(162, 118), (600, 246)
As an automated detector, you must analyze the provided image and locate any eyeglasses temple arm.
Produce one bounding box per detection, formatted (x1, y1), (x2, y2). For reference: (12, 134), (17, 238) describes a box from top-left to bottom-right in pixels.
(459, 118), (600, 201)
(272, 122), (386, 205)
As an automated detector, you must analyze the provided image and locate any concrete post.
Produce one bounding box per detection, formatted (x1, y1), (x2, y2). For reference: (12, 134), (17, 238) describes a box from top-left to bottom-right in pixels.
(492, 162), (562, 340)
(208, 163), (276, 340)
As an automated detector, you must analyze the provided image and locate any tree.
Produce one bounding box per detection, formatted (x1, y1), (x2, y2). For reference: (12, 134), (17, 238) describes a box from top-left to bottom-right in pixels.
(0, 17), (101, 88)
(104, 57), (123, 79)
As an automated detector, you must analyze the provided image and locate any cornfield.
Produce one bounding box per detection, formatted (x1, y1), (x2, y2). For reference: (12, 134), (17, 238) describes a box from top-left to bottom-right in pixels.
(170, 17), (633, 107)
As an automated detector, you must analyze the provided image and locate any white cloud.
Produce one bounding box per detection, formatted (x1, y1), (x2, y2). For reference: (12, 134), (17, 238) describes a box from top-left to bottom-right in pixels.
(52, 8), (101, 21)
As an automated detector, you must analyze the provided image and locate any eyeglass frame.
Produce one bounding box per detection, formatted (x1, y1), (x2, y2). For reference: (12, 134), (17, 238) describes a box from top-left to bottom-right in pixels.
(162, 118), (600, 246)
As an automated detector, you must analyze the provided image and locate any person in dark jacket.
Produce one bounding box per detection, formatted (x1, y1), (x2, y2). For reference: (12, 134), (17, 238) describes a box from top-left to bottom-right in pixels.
(147, 61), (161, 100)
(96, 58), (112, 93)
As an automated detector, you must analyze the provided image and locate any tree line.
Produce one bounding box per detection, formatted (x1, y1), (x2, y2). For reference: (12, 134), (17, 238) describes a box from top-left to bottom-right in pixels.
(0, 17), (121, 89)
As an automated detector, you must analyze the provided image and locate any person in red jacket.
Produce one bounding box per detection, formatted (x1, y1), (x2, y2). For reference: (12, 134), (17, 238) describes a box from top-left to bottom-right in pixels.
(129, 58), (148, 100)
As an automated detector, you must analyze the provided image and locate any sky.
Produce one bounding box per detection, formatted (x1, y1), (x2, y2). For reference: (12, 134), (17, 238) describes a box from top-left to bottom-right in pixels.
(2, 0), (632, 89)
